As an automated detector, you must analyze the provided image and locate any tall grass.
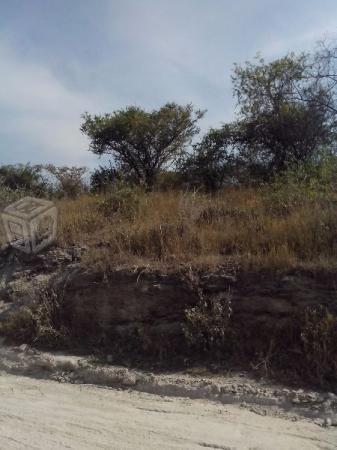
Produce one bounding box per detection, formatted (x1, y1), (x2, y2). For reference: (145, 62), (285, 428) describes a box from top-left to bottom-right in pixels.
(56, 185), (337, 270)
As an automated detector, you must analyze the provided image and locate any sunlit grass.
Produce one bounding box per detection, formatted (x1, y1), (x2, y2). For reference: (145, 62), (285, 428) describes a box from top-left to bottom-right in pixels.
(55, 187), (337, 271)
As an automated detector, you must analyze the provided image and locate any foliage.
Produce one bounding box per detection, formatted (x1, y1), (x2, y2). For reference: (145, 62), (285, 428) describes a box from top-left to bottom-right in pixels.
(90, 163), (122, 192)
(1, 284), (70, 348)
(0, 183), (26, 210)
(155, 170), (185, 191)
(299, 305), (337, 385)
(184, 288), (233, 355)
(262, 152), (337, 214)
(45, 164), (88, 198)
(227, 48), (337, 178)
(180, 127), (237, 191)
(0, 163), (50, 196)
(176, 43), (337, 188)
(98, 183), (141, 219)
(81, 103), (205, 191)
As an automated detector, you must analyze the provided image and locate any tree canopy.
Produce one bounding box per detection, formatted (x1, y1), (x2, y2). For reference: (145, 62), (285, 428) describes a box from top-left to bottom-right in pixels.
(82, 41), (337, 191)
(228, 47), (337, 177)
(81, 103), (205, 191)
(180, 127), (236, 191)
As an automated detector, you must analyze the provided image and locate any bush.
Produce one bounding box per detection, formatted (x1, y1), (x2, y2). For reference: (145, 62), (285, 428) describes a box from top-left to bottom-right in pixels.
(183, 270), (234, 357)
(45, 165), (88, 198)
(1, 284), (70, 348)
(90, 165), (122, 193)
(185, 293), (233, 354)
(299, 305), (337, 385)
(98, 184), (141, 219)
(0, 183), (26, 210)
(155, 170), (185, 191)
(0, 163), (50, 197)
(262, 154), (337, 214)
(184, 292), (337, 386)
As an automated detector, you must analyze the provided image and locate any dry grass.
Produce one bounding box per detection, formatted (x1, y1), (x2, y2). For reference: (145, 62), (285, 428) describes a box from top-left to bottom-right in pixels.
(55, 187), (337, 271)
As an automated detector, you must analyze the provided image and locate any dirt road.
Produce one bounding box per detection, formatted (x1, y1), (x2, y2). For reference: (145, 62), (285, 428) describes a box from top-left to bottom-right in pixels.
(0, 374), (336, 450)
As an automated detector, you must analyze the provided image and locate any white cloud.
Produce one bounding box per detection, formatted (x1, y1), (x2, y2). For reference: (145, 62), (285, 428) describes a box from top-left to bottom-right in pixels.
(0, 41), (101, 166)
(260, 25), (337, 58)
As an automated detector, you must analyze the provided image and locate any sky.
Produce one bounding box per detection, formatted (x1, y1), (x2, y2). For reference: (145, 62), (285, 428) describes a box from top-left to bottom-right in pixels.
(1, 0), (337, 169)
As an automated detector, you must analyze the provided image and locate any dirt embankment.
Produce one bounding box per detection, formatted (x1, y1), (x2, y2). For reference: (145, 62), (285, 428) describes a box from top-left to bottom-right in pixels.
(57, 264), (337, 342)
(1, 247), (337, 386)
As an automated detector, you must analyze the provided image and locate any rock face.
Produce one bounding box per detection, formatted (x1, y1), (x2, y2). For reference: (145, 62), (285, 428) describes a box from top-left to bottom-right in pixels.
(53, 265), (337, 349)
(57, 268), (200, 346)
(0, 246), (85, 321)
(1, 246), (337, 361)
(226, 270), (337, 331)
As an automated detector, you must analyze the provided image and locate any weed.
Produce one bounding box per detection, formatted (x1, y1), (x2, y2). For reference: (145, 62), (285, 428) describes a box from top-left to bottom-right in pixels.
(2, 283), (70, 348)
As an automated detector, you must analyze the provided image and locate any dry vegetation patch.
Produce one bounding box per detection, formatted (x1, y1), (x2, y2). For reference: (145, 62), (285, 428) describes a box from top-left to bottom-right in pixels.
(56, 187), (337, 271)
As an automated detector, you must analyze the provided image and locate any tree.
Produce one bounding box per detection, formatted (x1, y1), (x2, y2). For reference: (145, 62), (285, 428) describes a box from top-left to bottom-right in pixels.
(301, 40), (337, 115)
(80, 103), (205, 191)
(45, 165), (88, 198)
(180, 127), (236, 191)
(90, 163), (122, 193)
(0, 163), (50, 196)
(229, 49), (337, 177)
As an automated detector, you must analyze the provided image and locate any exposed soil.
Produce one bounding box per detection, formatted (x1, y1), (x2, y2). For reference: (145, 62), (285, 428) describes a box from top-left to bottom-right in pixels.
(1, 247), (337, 448)
(1, 369), (337, 449)
(1, 246), (337, 387)
(1, 344), (337, 425)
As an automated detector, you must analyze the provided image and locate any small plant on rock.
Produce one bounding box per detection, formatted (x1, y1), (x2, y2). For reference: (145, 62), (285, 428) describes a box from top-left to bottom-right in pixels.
(184, 270), (234, 358)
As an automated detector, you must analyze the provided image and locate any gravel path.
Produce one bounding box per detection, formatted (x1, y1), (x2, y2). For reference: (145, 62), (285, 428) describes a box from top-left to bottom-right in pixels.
(0, 373), (336, 450)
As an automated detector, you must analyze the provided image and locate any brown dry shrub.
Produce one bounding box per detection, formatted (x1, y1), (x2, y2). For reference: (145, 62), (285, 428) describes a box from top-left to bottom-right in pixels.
(2, 284), (70, 348)
(55, 187), (337, 271)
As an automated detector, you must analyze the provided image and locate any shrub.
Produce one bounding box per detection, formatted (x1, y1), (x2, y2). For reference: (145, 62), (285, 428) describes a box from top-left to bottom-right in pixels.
(0, 308), (36, 343)
(98, 184), (141, 219)
(1, 284), (70, 348)
(184, 270), (234, 357)
(45, 165), (88, 198)
(0, 183), (26, 210)
(262, 154), (337, 215)
(155, 170), (185, 191)
(90, 165), (122, 193)
(184, 293), (233, 354)
(299, 305), (337, 385)
(0, 163), (50, 197)
(227, 304), (337, 386)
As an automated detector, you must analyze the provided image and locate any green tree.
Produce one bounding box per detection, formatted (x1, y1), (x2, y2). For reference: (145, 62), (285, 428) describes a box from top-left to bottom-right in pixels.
(81, 103), (205, 191)
(180, 127), (236, 191)
(229, 49), (337, 177)
(90, 163), (122, 193)
(45, 165), (88, 198)
(0, 163), (50, 196)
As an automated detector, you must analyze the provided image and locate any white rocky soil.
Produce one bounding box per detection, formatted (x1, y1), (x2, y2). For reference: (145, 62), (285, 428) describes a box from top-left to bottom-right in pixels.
(1, 373), (337, 450)
(0, 344), (336, 449)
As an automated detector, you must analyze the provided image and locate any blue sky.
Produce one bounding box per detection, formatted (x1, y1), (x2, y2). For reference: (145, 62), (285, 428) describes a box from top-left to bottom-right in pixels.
(1, 0), (337, 168)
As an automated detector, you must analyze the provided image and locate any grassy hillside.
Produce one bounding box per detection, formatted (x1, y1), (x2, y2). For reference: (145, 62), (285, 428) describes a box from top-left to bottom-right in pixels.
(55, 186), (337, 271)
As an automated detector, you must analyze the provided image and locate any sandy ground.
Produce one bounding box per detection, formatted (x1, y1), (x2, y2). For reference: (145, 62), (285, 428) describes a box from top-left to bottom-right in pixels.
(0, 374), (336, 450)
